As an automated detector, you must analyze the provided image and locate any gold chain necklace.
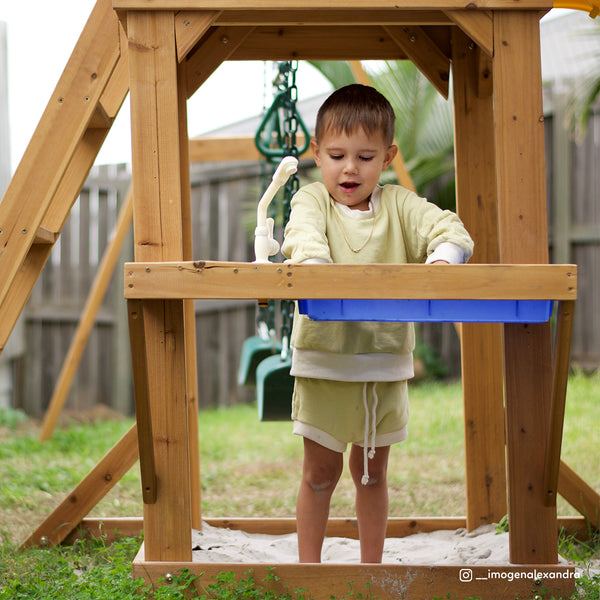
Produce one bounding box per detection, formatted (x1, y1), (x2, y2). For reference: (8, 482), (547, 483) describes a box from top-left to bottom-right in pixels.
(331, 198), (375, 254)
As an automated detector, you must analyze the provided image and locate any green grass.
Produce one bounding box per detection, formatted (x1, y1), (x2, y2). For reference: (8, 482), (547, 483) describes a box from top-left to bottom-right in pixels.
(0, 372), (598, 599)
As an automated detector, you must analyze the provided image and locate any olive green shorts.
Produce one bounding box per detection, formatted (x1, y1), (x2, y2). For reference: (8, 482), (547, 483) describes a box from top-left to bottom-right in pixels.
(291, 377), (409, 453)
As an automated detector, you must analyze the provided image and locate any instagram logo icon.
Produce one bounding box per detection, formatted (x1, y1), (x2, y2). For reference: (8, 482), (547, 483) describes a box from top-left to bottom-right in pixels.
(459, 568), (473, 583)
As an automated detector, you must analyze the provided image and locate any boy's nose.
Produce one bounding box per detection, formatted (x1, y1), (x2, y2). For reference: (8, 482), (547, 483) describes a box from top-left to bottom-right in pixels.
(343, 159), (358, 174)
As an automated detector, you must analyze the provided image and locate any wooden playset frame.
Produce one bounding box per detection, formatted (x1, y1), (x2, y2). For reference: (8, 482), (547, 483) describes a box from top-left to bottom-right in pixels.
(1, 1), (599, 598)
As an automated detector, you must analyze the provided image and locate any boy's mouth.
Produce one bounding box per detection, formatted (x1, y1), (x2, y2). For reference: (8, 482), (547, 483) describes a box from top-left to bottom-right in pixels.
(340, 182), (359, 190)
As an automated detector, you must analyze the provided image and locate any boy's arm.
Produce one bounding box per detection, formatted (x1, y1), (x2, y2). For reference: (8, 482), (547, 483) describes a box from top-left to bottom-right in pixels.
(425, 241), (468, 265)
(282, 186), (332, 264)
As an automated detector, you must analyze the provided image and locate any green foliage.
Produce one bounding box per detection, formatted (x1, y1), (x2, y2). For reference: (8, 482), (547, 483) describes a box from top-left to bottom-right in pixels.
(0, 407), (27, 430)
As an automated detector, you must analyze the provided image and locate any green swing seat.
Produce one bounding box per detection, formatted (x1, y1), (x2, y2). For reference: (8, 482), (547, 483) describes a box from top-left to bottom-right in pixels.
(256, 353), (294, 421)
(237, 334), (281, 387)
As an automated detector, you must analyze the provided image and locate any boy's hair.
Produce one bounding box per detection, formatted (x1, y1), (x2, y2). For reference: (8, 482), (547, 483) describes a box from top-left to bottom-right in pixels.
(314, 84), (396, 147)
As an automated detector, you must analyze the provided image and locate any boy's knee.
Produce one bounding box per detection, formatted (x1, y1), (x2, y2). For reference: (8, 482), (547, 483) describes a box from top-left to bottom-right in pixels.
(304, 462), (342, 492)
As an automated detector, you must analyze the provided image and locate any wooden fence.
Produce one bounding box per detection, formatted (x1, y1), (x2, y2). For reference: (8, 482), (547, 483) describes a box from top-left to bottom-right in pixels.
(11, 99), (600, 417)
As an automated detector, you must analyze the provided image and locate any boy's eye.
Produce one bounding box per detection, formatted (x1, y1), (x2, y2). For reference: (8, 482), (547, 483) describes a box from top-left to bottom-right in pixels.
(360, 156), (374, 162)
(329, 154), (343, 160)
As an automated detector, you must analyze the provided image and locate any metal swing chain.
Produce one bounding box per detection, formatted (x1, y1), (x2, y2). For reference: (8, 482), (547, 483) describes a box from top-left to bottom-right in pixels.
(278, 61), (300, 358)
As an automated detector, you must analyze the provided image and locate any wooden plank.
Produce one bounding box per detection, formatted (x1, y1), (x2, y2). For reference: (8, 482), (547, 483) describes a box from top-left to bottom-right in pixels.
(127, 9), (192, 562)
(38, 190), (133, 441)
(0, 0), (121, 309)
(133, 557), (575, 600)
(33, 227), (58, 245)
(114, 0), (554, 10)
(558, 462), (600, 530)
(452, 28), (506, 530)
(445, 10), (493, 57)
(213, 9), (453, 25)
(229, 26), (406, 62)
(493, 10), (557, 565)
(127, 299), (157, 505)
(124, 262), (577, 301)
(20, 424), (139, 548)
(384, 26), (450, 99)
(185, 25), (255, 98)
(544, 301), (575, 507)
(188, 135), (311, 163)
(177, 64), (202, 530)
(72, 514), (597, 543)
(0, 245), (52, 354)
(96, 23), (130, 120)
(174, 10), (220, 62)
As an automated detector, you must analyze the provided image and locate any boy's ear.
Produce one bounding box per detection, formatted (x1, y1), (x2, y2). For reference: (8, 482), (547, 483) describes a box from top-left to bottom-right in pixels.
(383, 144), (399, 170)
(310, 138), (322, 167)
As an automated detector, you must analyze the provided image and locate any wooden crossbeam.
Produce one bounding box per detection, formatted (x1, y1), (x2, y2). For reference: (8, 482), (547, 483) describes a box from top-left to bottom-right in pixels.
(384, 25), (450, 98)
(113, 0), (554, 9)
(124, 262), (577, 301)
(445, 10), (493, 56)
(20, 424), (139, 549)
(212, 9), (453, 26)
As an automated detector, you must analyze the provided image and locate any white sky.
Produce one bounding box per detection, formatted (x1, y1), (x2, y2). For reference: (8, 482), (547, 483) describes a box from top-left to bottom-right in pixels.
(0, 2), (573, 172)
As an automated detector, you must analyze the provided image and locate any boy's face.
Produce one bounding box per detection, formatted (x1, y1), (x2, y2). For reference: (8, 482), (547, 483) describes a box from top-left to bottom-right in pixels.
(311, 127), (398, 211)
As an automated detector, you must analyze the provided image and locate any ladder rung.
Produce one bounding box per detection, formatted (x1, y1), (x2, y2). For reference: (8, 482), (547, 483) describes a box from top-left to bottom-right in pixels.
(34, 227), (58, 245)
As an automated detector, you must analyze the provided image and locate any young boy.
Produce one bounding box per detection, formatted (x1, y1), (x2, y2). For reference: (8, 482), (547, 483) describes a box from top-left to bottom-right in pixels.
(281, 84), (473, 564)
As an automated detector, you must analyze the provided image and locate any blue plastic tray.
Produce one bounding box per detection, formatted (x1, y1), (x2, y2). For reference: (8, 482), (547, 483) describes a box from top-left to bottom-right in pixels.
(297, 299), (553, 323)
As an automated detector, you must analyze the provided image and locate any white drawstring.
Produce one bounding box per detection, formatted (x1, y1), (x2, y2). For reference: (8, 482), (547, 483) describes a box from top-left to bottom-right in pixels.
(361, 383), (379, 485)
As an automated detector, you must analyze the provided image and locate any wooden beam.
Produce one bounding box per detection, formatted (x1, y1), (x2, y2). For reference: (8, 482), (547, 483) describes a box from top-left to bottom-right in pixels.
(133, 558), (574, 600)
(445, 10), (493, 57)
(452, 28), (506, 530)
(383, 26), (450, 99)
(127, 299), (157, 505)
(493, 10), (557, 565)
(189, 135), (311, 163)
(124, 262), (577, 301)
(185, 25), (255, 98)
(229, 26), (406, 62)
(543, 300), (575, 507)
(127, 9), (192, 562)
(20, 424), (139, 548)
(558, 462), (600, 529)
(174, 10), (220, 62)
(177, 63), (202, 530)
(213, 9), (453, 26)
(113, 1), (554, 10)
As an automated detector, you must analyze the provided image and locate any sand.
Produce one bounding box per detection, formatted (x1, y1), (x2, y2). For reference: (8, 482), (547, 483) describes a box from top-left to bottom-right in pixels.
(190, 522), (567, 566)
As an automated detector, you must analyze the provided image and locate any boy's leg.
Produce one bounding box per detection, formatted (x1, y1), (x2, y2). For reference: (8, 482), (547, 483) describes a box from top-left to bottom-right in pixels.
(349, 444), (390, 563)
(296, 437), (344, 563)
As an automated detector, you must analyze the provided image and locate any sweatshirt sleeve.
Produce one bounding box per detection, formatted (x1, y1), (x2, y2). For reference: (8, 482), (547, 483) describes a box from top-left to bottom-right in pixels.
(282, 184), (333, 264)
(398, 189), (474, 264)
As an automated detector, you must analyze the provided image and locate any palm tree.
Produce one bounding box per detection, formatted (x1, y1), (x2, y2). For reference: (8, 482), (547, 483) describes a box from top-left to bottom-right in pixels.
(566, 21), (600, 138)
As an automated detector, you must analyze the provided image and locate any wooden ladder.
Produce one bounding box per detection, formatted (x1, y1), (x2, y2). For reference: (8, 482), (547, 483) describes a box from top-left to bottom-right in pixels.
(0, 0), (128, 353)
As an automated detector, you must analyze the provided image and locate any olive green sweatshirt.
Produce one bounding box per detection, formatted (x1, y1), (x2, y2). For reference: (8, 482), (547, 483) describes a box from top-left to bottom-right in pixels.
(282, 182), (474, 381)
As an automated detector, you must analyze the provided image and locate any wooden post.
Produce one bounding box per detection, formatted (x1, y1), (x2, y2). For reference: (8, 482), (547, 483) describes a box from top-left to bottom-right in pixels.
(127, 9), (192, 562)
(493, 11), (558, 564)
(451, 28), (507, 530)
(178, 63), (202, 530)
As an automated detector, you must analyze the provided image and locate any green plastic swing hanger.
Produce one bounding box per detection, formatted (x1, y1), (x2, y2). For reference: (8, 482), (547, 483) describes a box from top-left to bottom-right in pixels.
(254, 64), (311, 162)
